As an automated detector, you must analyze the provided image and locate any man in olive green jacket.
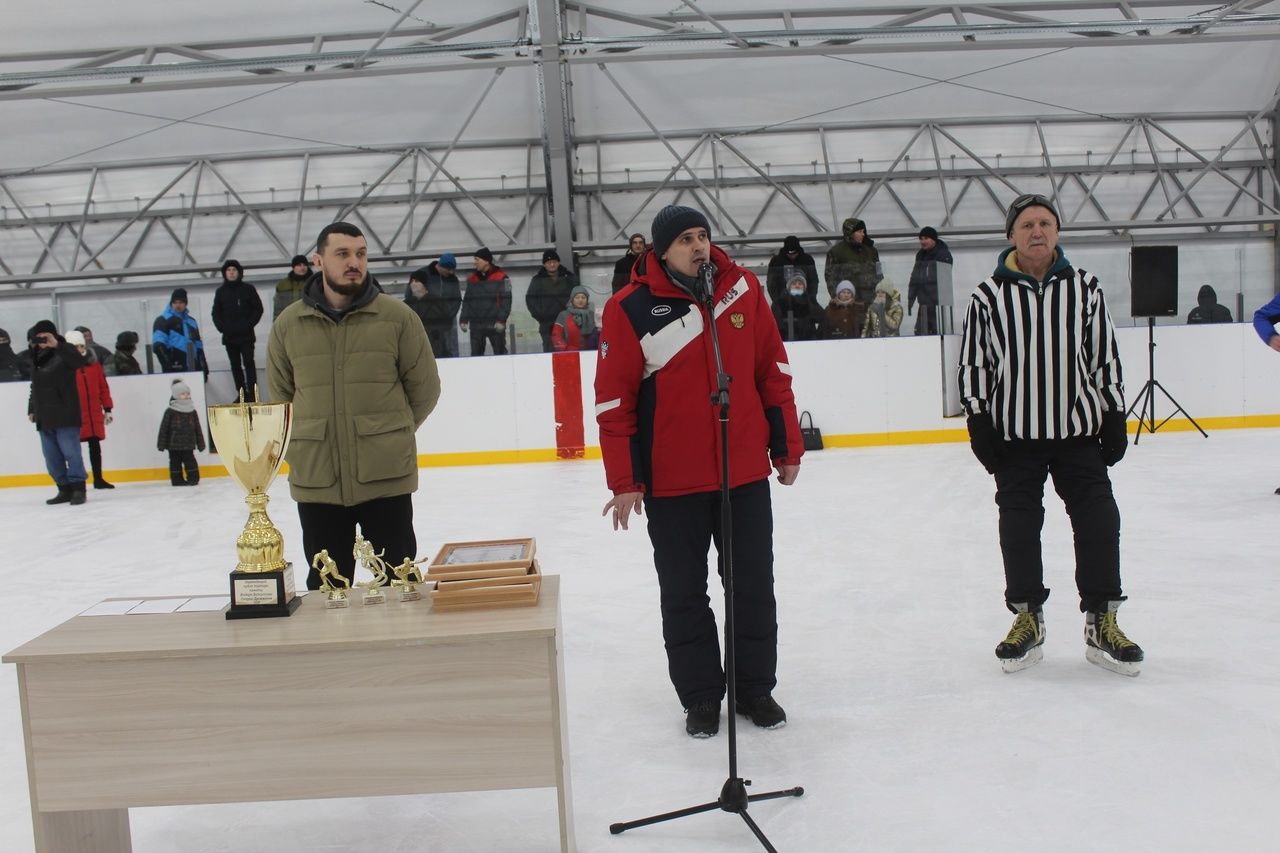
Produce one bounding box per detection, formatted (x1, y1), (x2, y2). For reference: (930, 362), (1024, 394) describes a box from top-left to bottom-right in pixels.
(268, 222), (440, 589)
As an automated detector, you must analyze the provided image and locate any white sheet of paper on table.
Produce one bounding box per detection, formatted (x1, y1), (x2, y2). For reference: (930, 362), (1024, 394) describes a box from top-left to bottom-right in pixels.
(80, 599), (145, 617)
(176, 596), (233, 613)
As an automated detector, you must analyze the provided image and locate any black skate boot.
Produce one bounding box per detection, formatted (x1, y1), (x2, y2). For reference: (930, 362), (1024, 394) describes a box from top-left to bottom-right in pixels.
(1085, 600), (1143, 677)
(995, 603), (1045, 673)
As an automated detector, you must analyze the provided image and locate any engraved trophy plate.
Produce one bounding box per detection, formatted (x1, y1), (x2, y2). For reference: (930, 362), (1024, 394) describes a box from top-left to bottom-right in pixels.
(209, 393), (301, 619)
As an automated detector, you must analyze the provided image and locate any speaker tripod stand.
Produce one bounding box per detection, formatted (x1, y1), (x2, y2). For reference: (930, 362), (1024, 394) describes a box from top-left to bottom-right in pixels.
(1127, 318), (1207, 443)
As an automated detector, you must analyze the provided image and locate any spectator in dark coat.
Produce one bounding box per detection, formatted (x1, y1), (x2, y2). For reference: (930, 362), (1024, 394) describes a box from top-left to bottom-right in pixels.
(156, 378), (205, 486)
(820, 280), (865, 340)
(0, 327), (24, 382)
(766, 236), (821, 341)
(211, 259), (264, 401)
(461, 248), (512, 356)
(824, 217), (880, 302)
(1186, 284), (1233, 324)
(907, 226), (954, 335)
(404, 255), (463, 359)
(73, 326), (113, 364)
(152, 288), (208, 378)
(273, 255), (311, 319)
(526, 249), (578, 352)
(611, 234), (647, 292)
(26, 320), (89, 505)
(109, 331), (143, 377)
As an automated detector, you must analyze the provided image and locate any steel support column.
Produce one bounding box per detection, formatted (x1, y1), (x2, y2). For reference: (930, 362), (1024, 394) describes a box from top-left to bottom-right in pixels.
(533, 0), (577, 258)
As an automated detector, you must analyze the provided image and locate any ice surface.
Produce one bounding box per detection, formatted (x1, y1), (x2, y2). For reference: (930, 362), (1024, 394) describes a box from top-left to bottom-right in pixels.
(0, 429), (1275, 852)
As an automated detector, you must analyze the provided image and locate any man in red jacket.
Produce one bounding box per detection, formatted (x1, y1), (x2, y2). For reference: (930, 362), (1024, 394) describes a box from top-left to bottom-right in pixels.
(596, 204), (804, 738)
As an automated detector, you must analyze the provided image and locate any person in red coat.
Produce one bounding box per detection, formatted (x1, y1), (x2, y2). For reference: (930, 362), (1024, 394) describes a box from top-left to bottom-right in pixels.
(65, 330), (115, 489)
(595, 204), (804, 738)
(551, 286), (599, 351)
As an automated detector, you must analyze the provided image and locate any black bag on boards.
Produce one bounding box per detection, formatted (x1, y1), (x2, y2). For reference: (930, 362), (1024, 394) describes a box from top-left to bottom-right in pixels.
(799, 411), (824, 451)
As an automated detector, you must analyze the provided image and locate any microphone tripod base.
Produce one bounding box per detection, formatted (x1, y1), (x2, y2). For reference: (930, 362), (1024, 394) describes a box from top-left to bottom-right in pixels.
(609, 777), (804, 852)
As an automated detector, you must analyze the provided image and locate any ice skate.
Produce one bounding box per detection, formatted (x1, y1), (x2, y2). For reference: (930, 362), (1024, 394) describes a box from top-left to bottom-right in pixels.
(995, 603), (1045, 673)
(1085, 600), (1143, 677)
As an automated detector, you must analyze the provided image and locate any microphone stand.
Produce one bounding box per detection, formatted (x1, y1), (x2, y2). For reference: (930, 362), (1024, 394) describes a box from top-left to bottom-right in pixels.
(609, 263), (804, 851)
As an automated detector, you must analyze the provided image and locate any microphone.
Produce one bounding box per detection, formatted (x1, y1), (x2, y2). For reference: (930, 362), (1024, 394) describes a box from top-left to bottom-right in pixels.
(696, 262), (716, 306)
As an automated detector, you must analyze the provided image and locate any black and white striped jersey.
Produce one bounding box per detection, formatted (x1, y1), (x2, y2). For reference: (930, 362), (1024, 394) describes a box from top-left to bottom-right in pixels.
(958, 253), (1124, 440)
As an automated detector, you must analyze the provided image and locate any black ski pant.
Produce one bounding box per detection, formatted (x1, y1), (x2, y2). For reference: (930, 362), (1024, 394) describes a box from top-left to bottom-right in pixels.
(87, 437), (106, 483)
(913, 303), (939, 335)
(297, 493), (416, 590)
(537, 319), (556, 353)
(644, 478), (778, 708)
(225, 342), (257, 401)
(425, 324), (454, 359)
(168, 449), (199, 485)
(993, 436), (1123, 613)
(469, 325), (507, 356)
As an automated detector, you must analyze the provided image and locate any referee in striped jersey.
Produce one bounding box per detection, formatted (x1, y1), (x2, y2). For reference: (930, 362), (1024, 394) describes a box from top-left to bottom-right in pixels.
(958, 194), (1144, 677)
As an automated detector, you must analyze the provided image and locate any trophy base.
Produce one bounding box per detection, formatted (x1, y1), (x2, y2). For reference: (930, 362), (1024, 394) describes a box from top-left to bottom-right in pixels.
(226, 562), (301, 620)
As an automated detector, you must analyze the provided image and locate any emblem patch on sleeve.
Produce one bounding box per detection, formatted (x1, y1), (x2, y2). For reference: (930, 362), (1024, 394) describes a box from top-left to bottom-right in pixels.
(600, 340), (609, 358)
(730, 312), (745, 329)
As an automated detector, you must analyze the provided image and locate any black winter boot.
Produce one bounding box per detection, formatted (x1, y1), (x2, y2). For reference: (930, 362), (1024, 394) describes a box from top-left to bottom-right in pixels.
(684, 699), (721, 738)
(93, 473), (115, 489)
(45, 486), (71, 505)
(68, 482), (87, 505)
(736, 694), (787, 729)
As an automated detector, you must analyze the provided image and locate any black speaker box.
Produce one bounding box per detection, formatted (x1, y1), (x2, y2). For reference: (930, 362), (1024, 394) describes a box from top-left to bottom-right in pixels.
(1130, 246), (1178, 317)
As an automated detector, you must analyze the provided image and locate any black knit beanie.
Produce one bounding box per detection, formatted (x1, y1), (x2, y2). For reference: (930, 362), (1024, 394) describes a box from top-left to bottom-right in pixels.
(28, 319), (57, 342)
(651, 205), (711, 260)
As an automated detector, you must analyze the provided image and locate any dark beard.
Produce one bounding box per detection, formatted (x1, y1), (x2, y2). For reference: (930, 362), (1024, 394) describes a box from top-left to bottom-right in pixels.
(324, 274), (365, 297)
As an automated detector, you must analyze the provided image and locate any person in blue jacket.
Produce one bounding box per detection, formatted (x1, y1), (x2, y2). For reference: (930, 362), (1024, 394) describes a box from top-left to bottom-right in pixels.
(1252, 293), (1280, 352)
(152, 288), (208, 378)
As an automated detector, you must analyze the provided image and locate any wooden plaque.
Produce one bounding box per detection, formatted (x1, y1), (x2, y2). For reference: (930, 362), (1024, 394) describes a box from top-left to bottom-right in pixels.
(426, 537), (536, 580)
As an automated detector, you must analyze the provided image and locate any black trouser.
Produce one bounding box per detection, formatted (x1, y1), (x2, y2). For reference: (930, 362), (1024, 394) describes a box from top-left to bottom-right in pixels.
(87, 437), (105, 482)
(994, 436), (1122, 612)
(168, 449), (199, 485)
(225, 342), (257, 401)
(297, 494), (416, 590)
(425, 324), (453, 359)
(537, 320), (556, 353)
(644, 478), (778, 708)
(469, 325), (507, 356)
(914, 304), (938, 335)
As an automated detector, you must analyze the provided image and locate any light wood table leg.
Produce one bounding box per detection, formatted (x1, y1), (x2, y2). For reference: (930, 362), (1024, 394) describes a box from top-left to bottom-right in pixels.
(549, 628), (576, 853)
(35, 809), (131, 853)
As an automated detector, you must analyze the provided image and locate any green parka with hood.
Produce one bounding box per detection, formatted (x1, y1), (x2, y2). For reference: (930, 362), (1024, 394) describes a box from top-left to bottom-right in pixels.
(824, 217), (881, 302)
(267, 273), (440, 506)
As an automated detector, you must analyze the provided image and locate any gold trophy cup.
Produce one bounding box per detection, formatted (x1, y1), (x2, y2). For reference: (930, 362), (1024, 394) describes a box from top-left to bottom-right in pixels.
(208, 393), (301, 619)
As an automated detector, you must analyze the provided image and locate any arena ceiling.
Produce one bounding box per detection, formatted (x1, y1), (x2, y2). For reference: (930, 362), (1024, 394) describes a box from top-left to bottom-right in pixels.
(1, 1), (1277, 290)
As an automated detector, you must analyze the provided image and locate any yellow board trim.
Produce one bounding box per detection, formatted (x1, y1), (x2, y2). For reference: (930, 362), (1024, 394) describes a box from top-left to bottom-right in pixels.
(1, 416), (1276, 488)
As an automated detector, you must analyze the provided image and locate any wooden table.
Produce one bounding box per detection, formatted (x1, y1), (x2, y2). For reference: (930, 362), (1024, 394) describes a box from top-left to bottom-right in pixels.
(3, 575), (575, 853)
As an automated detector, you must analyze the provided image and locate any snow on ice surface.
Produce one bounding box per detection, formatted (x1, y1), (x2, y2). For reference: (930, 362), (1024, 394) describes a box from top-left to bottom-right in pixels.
(0, 429), (1276, 852)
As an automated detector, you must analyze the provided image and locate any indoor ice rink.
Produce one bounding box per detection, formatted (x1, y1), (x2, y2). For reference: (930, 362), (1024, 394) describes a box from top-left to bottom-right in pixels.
(2, 2), (1279, 852)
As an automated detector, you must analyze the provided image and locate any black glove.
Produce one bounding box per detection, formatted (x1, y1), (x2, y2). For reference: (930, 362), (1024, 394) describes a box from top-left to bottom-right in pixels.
(1099, 410), (1128, 467)
(966, 414), (1003, 475)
